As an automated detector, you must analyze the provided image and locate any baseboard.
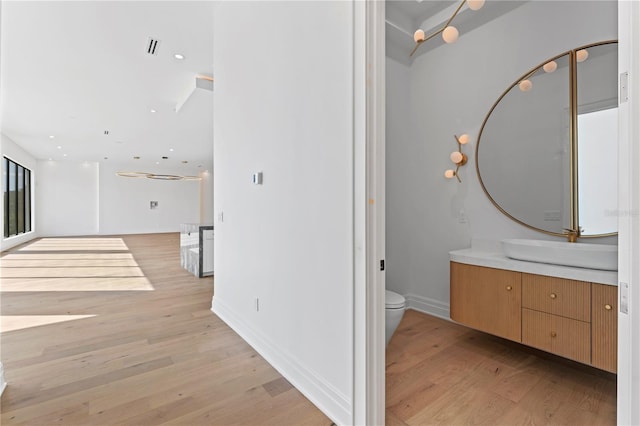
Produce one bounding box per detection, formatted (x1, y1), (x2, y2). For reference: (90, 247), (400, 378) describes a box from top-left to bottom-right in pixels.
(212, 298), (351, 425)
(405, 293), (451, 321)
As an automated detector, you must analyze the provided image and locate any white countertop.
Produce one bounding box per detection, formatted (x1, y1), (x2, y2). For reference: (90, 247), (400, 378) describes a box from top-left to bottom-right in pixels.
(450, 243), (618, 286)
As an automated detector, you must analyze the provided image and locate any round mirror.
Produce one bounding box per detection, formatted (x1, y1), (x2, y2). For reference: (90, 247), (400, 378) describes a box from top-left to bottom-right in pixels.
(476, 41), (618, 237)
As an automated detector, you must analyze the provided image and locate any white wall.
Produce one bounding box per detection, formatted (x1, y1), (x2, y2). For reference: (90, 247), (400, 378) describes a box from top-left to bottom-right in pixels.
(37, 160), (99, 236)
(0, 133), (38, 251)
(211, 2), (357, 424)
(386, 1), (618, 317)
(98, 162), (200, 235)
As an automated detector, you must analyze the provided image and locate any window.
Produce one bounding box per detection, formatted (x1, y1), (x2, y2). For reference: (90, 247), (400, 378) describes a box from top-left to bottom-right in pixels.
(3, 157), (32, 238)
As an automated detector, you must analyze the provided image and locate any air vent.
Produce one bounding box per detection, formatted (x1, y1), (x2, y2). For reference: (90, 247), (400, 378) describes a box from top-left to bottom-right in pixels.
(162, 156), (169, 160)
(146, 37), (161, 55)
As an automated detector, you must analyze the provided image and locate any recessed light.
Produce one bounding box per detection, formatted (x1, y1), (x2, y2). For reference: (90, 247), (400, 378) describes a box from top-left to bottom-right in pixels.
(63, 154), (68, 157)
(104, 157), (109, 160)
(49, 135), (55, 139)
(57, 145), (62, 149)
(156, 161), (160, 165)
(162, 156), (168, 160)
(169, 148), (174, 152)
(182, 160), (188, 164)
(174, 53), (185, 60)
(133, 156), (141, 160)
(150, 109), (157, 113)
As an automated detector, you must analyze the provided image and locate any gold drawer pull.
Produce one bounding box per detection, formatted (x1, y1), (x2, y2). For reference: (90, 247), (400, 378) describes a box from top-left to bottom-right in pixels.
(605, 304), (612, 311)
(550, 293), (557, 299)
(506, 285), (513, 291)
(550, 331), (557, 338)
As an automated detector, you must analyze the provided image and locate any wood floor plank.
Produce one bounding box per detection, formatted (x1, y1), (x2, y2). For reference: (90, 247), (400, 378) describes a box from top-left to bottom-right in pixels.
(1, 234), (616, 425)
(387, 309), (616, 426)
(1, 233), (332, 425)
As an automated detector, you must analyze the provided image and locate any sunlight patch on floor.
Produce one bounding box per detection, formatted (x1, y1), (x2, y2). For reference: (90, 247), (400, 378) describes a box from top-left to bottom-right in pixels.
(1, 266), (144, 278)
(0, 238), (155, 292)
(0, 277), (154, 292)
(0, 315), (97, 332)
(17, 238), (129, 251)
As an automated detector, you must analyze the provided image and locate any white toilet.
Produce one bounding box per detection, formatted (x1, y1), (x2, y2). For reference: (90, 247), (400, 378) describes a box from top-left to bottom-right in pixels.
(385, 290), (406, 346)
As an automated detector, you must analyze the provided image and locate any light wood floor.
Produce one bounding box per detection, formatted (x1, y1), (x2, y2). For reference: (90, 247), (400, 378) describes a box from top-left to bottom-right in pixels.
(0, 233), (331, 425)
(386, 309), (617, 425)
(1, 233), (617, 425)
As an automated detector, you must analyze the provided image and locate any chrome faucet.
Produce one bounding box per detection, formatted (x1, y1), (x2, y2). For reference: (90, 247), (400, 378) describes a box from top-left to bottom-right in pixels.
(563, 227), (582, 243)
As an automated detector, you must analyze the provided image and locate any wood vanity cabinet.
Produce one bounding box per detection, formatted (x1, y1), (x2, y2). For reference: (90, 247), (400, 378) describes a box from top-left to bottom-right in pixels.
(450, 262), (521, 342)
(521, 274), (591, 364)
(450, 262), (617, 373)
(591, 283), (618, 373)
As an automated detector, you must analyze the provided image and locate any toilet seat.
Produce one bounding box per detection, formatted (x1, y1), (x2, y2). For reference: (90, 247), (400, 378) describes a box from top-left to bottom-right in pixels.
(385, 290), (405, 309)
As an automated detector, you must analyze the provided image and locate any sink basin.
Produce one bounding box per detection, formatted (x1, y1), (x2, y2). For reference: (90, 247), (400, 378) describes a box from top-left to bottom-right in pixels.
(501, 239), (618, 271)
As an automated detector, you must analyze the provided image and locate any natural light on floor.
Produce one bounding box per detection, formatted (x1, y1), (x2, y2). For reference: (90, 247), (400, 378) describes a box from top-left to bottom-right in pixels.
(1, 237), (154, 332)
(1, 315), (97, 332)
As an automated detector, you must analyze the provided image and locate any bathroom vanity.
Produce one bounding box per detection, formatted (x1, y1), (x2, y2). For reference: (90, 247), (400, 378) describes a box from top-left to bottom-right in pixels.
(450, 244), (617, 373)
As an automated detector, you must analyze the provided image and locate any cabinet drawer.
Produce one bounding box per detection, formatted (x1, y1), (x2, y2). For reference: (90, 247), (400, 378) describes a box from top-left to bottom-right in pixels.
(522, 308), (590, 364)
(522, 274), (590, 321)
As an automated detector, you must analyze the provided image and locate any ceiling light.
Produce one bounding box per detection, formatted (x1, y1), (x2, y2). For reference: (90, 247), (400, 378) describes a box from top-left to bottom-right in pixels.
(410, 0), (484, 56)
(49, 135), (55, 139)
(156, 161), (160, 165)
(169, 148), (174, 152)
(57, 145), (62, 149)
(63, 154), (68, 157)
(442, 26), (459, 44)
(467, 0), (485, 11)
(150, 109), (157, 113)
(174, 53), (185, 60)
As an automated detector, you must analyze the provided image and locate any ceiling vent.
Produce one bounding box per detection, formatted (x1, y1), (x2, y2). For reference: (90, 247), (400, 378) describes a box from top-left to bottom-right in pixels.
(146, 37), (161, 56)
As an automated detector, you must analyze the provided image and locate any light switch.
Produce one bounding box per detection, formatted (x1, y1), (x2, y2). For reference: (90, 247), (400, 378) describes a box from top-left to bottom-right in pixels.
(252, 172), (263, 185)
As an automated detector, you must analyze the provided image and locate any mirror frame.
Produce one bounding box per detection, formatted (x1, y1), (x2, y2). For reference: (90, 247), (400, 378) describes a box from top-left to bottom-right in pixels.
(475, 40), (618, 239)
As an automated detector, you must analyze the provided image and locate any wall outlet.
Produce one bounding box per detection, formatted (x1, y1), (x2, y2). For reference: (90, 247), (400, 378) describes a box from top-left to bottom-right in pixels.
(458, 209), (467, 224)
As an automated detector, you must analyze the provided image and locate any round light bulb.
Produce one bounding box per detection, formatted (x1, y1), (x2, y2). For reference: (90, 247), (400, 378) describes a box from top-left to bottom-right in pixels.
(444, 169), (456, 179)
(442, 26), (459, 44)
(414, 29), (425, 43)
(519, 79), (532, 92)
(450, 151), (463, 164)
(576, 49), (589, 62)
(458, 134), (469, 145)
(467, 0), (485, 11)
(543, 60), (557, 73)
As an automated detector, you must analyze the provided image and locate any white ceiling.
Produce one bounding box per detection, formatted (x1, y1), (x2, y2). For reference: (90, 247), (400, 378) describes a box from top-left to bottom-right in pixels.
(1, 1), (214, 173)
(386, 0), (529, 66)
(1, 1), (526, 173)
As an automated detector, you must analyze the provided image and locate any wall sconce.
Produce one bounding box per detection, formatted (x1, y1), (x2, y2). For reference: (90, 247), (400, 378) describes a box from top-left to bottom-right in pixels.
(444, 134), (469, 183)
(411, 0), (485, 57)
